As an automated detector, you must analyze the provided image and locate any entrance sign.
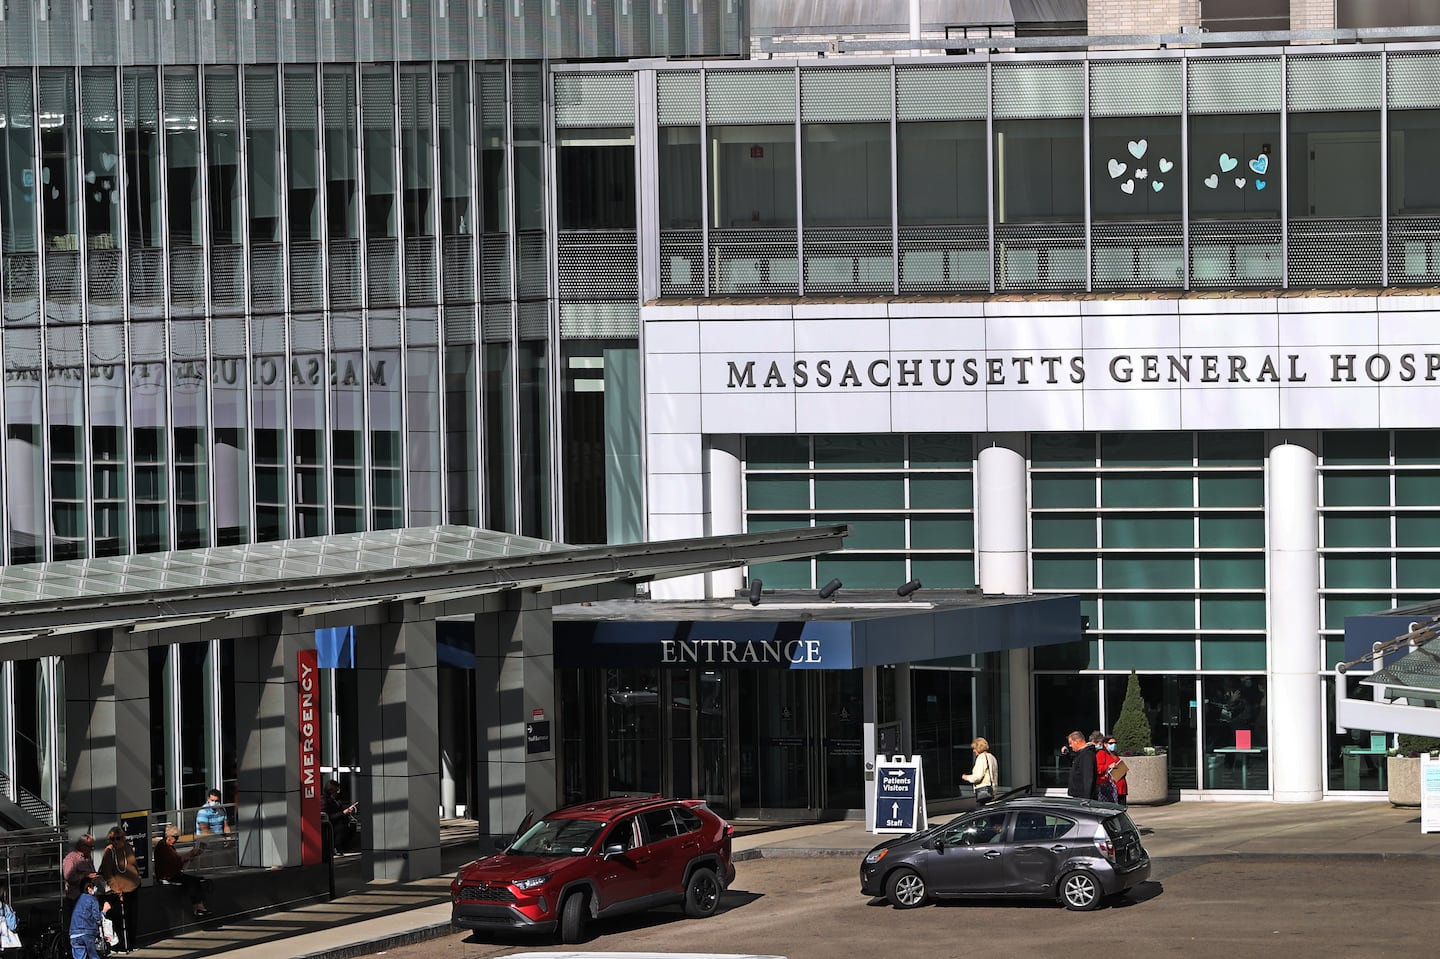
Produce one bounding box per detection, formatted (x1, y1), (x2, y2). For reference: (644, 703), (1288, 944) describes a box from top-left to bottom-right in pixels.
(872, 755), (927, 834)
(1423, 754), (1440, 834)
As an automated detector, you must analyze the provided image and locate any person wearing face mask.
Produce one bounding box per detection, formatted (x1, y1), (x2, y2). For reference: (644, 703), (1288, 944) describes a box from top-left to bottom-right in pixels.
(68, 877), (110, 959)
(195, 788), (231, 836)
(1093, 731), (1126, 805)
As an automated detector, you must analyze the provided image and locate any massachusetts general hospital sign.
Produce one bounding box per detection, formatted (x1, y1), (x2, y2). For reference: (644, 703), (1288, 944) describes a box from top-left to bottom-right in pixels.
(641, 300), (1440, 434)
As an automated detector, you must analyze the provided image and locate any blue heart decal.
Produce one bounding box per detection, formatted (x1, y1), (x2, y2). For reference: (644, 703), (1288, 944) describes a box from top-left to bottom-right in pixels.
(1219, 153), (1239, 173)
(1249, 154), (1269, 175)
(1255, 180), (1266, 191)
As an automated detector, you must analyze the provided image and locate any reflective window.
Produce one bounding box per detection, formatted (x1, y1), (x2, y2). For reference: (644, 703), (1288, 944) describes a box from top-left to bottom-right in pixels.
(207, 66), (244, 313)
(164, 67), (203, 313)
(286, 66), (323, 310)
(244, 65), (280, 312)
(82, 69), (123, 316)
(123, 66), (163, 316)
(1, 70), (40, 325)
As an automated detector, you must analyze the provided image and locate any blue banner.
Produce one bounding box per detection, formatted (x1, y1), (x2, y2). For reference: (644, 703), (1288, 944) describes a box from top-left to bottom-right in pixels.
(315, 626), (355, 669)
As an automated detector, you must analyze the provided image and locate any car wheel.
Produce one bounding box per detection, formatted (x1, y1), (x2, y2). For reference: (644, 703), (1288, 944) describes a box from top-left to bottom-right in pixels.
(885, 867), (928, 909)
(1060, 870), (1103, 911)
(560, 890), (589, 943)
(684, 866), (723, 918)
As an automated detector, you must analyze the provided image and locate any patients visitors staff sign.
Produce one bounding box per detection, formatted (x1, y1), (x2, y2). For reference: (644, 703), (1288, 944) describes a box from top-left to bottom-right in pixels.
(872, 755), (927, 835)
(298, 649), (322, 865)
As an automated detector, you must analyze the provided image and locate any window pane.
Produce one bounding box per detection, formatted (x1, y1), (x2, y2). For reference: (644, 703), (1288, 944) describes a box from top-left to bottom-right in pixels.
(1101, 475), (1192, 508)
(1199, 597), (1266, 629)
(1033, 557), (1097, 590)
(1105, 557), (1192, 589)
(1033, 475), (1095, 508)
(815, 435), (904, 468)
(1198, 475), (1263, 507)
(910, 517), (971, 550)
(1103, 597), (1194, 630)
(1201, 636), (1267, 670)
(910, 475), (971, 509)
(1104, 637), (1196, 670)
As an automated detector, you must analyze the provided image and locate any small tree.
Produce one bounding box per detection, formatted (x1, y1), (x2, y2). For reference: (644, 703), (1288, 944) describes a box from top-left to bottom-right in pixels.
(1111, 671), (1153, 755)
(1397, 733), (1440, 757)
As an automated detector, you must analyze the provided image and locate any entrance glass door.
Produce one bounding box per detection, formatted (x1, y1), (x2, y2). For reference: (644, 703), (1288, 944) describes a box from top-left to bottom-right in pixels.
(822, 671), (865, 810)
(740, 671), (816, 815)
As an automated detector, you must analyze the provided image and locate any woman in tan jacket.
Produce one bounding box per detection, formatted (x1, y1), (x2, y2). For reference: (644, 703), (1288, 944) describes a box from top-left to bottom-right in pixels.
(960, 736), (1000, 805)
(99, 828), (139, 953)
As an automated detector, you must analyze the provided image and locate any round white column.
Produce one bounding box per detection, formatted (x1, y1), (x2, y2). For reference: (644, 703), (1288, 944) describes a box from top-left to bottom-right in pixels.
(976, 434), (1032, 790)
(706, 435), (745, 600)
(1267, 438), (1324, 802)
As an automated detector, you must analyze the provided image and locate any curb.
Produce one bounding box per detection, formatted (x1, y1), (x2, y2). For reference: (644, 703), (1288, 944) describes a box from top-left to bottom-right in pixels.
(295, 921), (454, 959)
(735, 846), (1440, 863)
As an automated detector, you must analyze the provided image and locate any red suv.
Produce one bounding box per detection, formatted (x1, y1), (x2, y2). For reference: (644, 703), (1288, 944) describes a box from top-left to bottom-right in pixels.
(451, 796), (736, 943)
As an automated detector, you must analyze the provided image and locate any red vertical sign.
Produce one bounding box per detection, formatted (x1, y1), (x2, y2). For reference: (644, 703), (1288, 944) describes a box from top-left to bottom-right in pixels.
(298, 649), (322, 865)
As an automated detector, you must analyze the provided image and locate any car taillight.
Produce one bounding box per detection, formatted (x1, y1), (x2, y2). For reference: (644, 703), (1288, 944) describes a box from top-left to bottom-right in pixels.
(1093, 838), (1115, 861)
(724, 824), (734, 839)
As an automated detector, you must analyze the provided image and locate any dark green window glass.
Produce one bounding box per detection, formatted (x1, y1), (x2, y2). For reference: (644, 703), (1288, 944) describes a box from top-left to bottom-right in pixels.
(747, 515), (812, 533)
(1198, 475), (1263, 507)
(1104, 557), (1192, 589)
(1101, 475), (1192, 508)
(910, 517), (973, 549)
(1322, 514), (1390, 548)
(910, 474), (972, 509)
(1395, 472), (1440, 506)
(1395, 431), (1440, 465)
(1033, 515), (1097, 548)
(1100, 432), (1191, 466)
(748, 558), (811, 590)
(909, 433), (972, 466)
(747, 476), (810, 510)
(1199, 597), (1266, 629)
(1324, 596), (1392, 630)
(1197, 432), (1264, 465)
(1397, 513), (1440, 547)
(1323, 472), (1390, 507)
(1321, 431), (1389, 464)
(814, 475), (905, 509)
(1032, 474), (1095, 508)
(1103, 596), (1195, 630)
(1199, 515), (1265, 548)
(1397, 556), (1440, 589)
(910, 556), (975, 588)
(746, 435), (809, 469)
(1034, 640), (1097, 670)
(815, 435), (904, 468)
(1033, 557), (1097, 589)
(1103, 637), (1195, 670)
(1326, 637), (1349, 670)
(817, 555), (906, 589)
(1201, 636), (1266, 670)
(1200, 556), (1265, 588)
(1032, 433), (1095, 466)
(1102, 516), (1192, 548)
(1324, 556), (1391, 589)
(819, 515), (906, 549)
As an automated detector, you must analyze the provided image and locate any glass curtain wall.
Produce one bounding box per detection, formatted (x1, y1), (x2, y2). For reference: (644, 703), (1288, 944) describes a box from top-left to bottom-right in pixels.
(164, 67), (204, 315)
(207, 66), (244, 314)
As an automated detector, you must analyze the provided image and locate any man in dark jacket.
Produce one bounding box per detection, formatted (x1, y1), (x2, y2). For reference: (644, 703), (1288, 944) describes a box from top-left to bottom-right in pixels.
(1065, 730), (1098, 799)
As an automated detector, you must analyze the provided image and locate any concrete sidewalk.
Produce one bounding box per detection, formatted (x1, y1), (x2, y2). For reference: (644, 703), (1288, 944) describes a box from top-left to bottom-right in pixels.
(129, 800), (1440, 959)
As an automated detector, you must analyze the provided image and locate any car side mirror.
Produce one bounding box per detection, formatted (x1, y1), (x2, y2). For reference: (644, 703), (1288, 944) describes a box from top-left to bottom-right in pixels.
(602, 843), (628, 859)
(493, 840), (508, 852)
(932, 837), (945, 850)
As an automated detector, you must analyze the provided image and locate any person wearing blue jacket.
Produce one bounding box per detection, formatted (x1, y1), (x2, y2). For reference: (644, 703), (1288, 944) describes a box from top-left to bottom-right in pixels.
(68, 877), (110, 959)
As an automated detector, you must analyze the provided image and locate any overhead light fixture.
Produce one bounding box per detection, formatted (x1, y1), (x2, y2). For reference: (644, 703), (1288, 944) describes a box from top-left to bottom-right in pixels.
(818, 578), (842, 600)
(748, 579), (763, 607)
(896, 579), (922, 598)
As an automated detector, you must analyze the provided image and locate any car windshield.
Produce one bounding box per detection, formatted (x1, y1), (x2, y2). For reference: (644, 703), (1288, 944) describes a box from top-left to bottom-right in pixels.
(1102, 812), (1138, 838)
(508, 817), (607, 856)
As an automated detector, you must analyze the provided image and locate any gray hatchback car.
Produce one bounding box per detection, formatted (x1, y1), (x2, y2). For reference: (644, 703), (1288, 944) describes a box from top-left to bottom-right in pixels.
(859, 796), (1151, 911)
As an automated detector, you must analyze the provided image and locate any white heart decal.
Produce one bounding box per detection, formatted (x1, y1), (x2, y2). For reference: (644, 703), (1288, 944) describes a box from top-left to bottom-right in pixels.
(1158, 158), (1173, 173)
(110, 192), (119, 205)
(1128, 139), (1148, 159)
(1152, 180), (1164, 193)
(50, 187), (59, 199)
(1108, 158), (1126, 179)
(1234, 177), (1246, 188)
(93, 191), (102, 202)
(102, 152), (117, 171)
(1219, 154), (1239, 172)
(85, 170), (97, 184)
(1204, 174), (1219, 189)
(1121, 180), (1135, 195)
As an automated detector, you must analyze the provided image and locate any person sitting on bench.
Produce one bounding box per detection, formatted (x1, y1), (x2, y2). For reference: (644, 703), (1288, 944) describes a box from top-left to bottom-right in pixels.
(153, 826), (211, 917)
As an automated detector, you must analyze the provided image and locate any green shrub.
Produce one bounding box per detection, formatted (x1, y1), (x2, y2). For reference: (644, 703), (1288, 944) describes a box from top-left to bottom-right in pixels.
(1112, 671), (1153, 755)
(1397, 734), (1440, 757)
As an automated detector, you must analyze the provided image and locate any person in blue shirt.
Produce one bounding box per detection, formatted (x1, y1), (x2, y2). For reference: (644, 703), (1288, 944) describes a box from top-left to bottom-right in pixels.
(68, 877), (110, 959)
(195, 788), (230, 835)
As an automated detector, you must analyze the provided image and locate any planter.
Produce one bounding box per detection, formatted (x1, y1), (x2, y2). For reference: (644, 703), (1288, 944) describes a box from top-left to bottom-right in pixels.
(1388, 755), (1422, 807)
(1122, 753), (1169, 805)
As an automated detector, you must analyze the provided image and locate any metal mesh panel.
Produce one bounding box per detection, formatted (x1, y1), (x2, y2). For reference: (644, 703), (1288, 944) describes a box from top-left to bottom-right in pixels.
(444, 305), (477, 345)
(87, 248), (123, 306)
(1189, 220), (1283, 290)
(658, 71), (699, 126)
(1389, 217), (1440, 285)
(480, 234), (511, 301)
(1287, 56), (1381, 113)
(481, 302), (513, 343)
(707, 69), (794, 125)
(323, 69), (357, 130)
(801, 68), (889, 123)
(290, 241), (324, 310)
(1288, 217), (1382, 287)
(45, 250), (81, 310)
(2, 254), (39, 324)
(994, 223), (1085, 291)
(1090, 61), (1181, 117)
(328, 238), (362, 307)
(804, 226), (892, 294)
(660, 229), (703, 297)
(1188, 58), (1280, 115)
(560, 302), (638, 338)
(251, 314), (286, 354)
(898, 225), (988, 292)
(517, 230), (547, 299)
(284, 68), (319, 130)
(1388, 54), (1440, 110)
(897, 65), (984, 121)
(555, 73), (634, 127)
(993, 62), (1082, 120)
(407, 312), (440, 348)
(291, 313), (325, 353)
(405, 236), (439, 304)
(244, 69), (278, 130)
(127, 248), (164, 318)
(169, 246), (204, 313)
(211, 244), (246, 312)
(211, 317), (246, 357)
(512, 69), (544, 130)
(163, 68), (199, 120)
(518, 301), (549, 340)
(368, 237), (401, 306)
(708, 227), (798, 295)
(442, 236), (475, 302)
(1091, 222), (1184, 290)
(361, 69), (395, 128)
(557, 230), (637, 300)
(250, 242), (284, 312)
